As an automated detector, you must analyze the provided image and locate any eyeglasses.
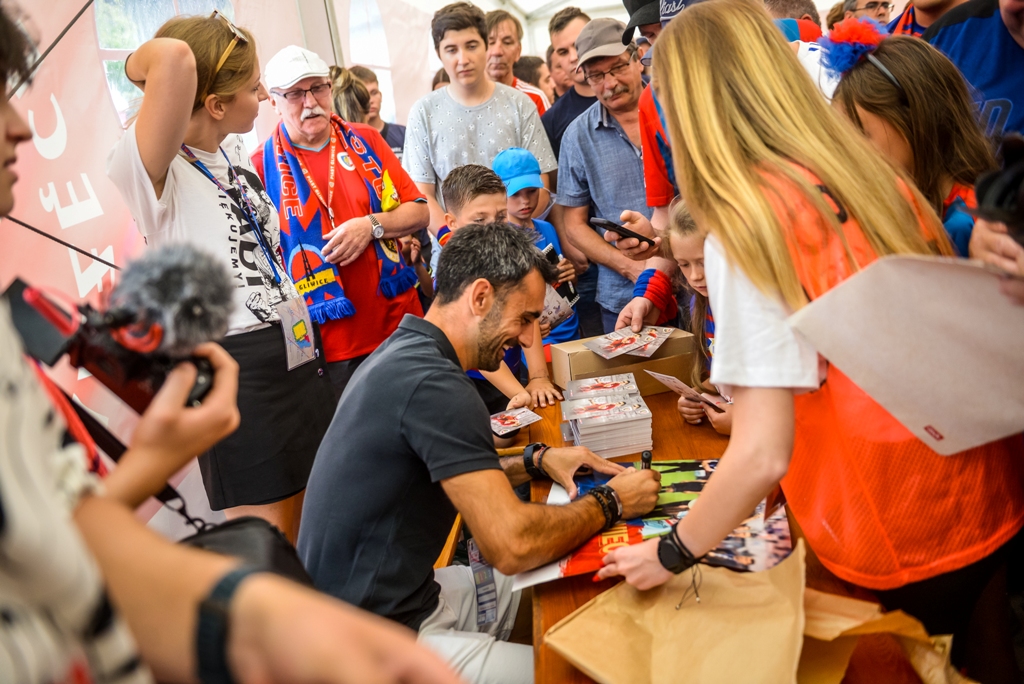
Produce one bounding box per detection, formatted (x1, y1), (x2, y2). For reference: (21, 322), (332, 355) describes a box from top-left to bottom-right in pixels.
(200, 10), (248, 103)
(853, 2), (894, 11)
(273, 82), (333, 103)
(583, 54), (635, 87)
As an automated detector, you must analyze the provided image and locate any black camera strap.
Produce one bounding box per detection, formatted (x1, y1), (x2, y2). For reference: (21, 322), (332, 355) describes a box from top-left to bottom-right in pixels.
(61, 389), (213, 533)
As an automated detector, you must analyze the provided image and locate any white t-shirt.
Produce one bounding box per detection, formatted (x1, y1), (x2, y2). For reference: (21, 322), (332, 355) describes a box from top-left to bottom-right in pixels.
(107, 125), (300, 335)
(0, 300), (151, 684)
(703, 235), (822, 396)
(402, 83), (557, 207)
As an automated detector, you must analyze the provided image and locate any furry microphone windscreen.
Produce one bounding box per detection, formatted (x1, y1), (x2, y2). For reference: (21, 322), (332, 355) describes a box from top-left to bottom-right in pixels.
(108, 244), (234, 357)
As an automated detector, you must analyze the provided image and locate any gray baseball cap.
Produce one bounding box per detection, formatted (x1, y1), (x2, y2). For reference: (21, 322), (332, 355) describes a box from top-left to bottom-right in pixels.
(574, 17), (630, 70)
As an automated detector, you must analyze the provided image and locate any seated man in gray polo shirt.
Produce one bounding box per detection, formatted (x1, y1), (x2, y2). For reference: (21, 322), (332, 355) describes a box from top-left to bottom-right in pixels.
(556, 18), (675, 333)
(298, 223), (660, 684)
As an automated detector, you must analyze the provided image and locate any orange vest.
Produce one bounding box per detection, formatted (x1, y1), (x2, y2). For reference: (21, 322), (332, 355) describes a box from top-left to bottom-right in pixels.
(772, 167), (1024, 590)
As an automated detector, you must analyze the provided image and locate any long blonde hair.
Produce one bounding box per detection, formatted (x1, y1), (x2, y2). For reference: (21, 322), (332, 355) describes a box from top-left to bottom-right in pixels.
(329, 65), (370, 123)
(653, 0), (950, 310)
(156, 14), (258, 112)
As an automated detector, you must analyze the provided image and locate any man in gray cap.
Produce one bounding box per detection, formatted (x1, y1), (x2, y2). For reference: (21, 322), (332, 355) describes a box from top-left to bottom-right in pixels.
(555, 18), (674, 333)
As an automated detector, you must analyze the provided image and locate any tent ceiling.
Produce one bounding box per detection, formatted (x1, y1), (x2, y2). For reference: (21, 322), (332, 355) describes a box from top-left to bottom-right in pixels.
(503, 0), (627, 20)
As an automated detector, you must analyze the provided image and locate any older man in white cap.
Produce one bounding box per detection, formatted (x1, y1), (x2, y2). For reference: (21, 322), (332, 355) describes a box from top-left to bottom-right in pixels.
(251, 46), (429, 398)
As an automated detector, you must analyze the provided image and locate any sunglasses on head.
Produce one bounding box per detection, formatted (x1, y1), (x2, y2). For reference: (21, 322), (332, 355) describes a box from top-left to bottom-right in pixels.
(199, 10), (249, 104)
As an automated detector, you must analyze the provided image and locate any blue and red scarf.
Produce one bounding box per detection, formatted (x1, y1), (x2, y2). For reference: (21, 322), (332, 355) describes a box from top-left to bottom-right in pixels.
(262, 114), (417, 324)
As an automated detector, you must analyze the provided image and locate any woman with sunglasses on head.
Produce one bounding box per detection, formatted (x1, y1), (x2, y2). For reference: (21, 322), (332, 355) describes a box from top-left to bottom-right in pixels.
(597, 1), (1024, 680)
(108, 13), (335, 542)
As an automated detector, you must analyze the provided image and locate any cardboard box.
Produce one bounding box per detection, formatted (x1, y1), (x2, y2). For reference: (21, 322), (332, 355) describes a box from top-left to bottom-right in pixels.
(551, 329), (698, 396)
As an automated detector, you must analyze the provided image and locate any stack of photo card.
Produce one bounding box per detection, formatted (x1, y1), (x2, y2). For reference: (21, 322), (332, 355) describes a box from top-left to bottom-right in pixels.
(563, 373), (639, 400)
(581, 326), (676, 359)
(561, 387), (653, 459)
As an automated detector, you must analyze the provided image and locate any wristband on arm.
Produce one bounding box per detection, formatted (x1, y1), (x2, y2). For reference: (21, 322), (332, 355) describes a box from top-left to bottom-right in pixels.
(523, 443), (549, 479)
(632, 269), (678, 324)
(196, 565), (262, 684)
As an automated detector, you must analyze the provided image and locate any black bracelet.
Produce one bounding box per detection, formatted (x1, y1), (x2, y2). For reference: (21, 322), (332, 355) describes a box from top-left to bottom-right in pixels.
(196, 566), (261, 684)
(535, 445), (550, 477)
(586, 484), (622, 529)
(523, 443), (548, 479)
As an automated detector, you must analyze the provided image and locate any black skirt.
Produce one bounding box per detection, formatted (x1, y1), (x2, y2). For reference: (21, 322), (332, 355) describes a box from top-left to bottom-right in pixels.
(199, 322), (336, 510)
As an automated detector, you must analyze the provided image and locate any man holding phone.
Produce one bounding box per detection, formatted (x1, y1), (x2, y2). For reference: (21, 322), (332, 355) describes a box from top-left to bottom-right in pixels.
(556, 19), (675, 333)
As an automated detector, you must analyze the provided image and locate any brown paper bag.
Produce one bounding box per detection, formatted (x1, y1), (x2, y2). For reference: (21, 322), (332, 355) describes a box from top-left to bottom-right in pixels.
(545, 541), (970, 684)
(544, 543), (807, 684)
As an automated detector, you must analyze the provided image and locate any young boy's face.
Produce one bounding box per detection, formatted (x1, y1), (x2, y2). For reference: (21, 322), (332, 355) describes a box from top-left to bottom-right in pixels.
(446, 193), (508, 230)
(506, 186), (540, 224)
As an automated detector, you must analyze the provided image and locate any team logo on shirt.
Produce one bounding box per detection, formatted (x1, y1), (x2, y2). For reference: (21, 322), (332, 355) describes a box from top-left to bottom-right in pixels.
(338, 152), (355, 171)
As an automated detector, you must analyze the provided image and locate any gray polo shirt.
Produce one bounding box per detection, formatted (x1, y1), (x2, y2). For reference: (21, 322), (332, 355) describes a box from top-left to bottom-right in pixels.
(556, 100), (653, 314)
(297, 315), (501, 629)
(402, 83), (557, 207)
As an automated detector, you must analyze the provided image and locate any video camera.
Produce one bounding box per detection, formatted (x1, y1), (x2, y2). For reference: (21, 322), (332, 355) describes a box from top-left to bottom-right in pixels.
(3, 244), (233, 413)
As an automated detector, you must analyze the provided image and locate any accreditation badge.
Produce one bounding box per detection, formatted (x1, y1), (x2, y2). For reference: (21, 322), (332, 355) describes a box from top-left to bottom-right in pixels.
(276, 298), (317, 371)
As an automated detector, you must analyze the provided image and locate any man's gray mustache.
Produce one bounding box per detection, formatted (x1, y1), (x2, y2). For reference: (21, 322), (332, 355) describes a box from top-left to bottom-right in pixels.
(301, 107), (328, 121)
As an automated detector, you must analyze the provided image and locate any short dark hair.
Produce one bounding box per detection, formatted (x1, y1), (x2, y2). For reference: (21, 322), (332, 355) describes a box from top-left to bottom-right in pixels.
(349, 65), (377, 84)
(513, 56), (545, 87)
(548, 7), (591, 37)
(442, 165), (507, 215)
(435, 222), (558, 304)
(485, 9), (523, 42)
(1, 6), (35, 91)
(545, 44), (554, 68)
(764, 0), (822, 26)
(432, 2), (488, 50)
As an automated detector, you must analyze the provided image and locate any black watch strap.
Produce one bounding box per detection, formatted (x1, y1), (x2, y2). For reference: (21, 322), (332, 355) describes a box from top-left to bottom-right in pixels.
(657, 527), (701, 574)
(196, 566), (261, 684)
(523, 442), (547, 479)
(586, 484), (622, 529)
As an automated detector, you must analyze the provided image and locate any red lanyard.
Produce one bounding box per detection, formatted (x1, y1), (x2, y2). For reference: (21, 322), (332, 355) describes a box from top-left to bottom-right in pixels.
(292, 127), (338, 225)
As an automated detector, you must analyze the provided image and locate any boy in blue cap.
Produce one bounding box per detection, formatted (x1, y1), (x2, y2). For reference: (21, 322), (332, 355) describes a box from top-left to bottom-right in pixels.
(493, 147), (580, 348)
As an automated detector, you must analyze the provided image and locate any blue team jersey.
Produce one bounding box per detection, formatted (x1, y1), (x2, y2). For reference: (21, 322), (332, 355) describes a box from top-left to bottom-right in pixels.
(924, 0), (1023, 138)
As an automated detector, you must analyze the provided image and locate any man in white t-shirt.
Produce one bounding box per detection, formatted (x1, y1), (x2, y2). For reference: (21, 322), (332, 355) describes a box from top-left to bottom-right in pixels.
(404, 2), (557, 234)
(484, 9), (551, 114)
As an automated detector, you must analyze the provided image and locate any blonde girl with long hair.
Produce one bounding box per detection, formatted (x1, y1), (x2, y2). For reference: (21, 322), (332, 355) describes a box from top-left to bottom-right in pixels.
(597, 1), (1024, 678)
(107, 13), (336, 543)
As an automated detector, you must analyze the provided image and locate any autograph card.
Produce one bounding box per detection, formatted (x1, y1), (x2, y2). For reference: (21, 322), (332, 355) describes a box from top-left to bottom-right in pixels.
(582, 329), (644, 359)
(490, 407), (542, 435)
(645, 370), (726, 413)
(627, 326), (675, 358)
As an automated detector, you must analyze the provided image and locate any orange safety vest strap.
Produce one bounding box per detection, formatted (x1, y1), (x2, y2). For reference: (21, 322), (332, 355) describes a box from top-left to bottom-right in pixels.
(767, 165), (1024, 589)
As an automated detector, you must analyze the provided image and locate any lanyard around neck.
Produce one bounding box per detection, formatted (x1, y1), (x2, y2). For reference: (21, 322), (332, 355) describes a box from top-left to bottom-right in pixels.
(180, 144), (281, 285)
(287, 127), (338, 225)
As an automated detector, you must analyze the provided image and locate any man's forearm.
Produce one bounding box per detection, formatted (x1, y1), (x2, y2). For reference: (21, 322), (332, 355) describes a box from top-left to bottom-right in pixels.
(499, 455), (531, 487)
(374, 201), (429, 239)
(499, 496), (607, 573)
(564, 207), (644, 280)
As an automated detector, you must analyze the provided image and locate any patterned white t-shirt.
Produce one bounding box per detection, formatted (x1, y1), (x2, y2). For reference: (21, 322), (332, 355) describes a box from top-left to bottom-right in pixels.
(107, 125), (300, 335)
(402, 82), (556, 208)
(0, 300), (151, 684)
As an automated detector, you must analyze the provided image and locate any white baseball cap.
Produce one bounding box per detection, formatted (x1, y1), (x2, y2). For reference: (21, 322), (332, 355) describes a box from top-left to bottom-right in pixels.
(265, 45), (330, 91)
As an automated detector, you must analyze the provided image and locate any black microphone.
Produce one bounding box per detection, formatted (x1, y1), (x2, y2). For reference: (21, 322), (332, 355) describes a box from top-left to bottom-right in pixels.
(106, 244), (234, 358)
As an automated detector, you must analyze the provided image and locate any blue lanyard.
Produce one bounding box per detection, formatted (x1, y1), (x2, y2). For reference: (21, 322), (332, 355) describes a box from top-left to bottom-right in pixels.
(180, 144), (281, 284)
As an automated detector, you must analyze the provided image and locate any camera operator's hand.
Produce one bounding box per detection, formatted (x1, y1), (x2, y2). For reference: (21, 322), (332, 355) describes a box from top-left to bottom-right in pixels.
(105, 343), (240, 508)
(229, 574), (462, 684)
(970, 218), (1024, 305)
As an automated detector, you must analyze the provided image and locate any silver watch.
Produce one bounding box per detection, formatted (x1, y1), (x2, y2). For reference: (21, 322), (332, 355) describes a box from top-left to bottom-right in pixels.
(368, 214), (384, 239)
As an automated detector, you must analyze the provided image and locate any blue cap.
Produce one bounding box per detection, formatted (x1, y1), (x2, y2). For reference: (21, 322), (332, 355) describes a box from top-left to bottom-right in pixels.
(493, 147), (543, 197)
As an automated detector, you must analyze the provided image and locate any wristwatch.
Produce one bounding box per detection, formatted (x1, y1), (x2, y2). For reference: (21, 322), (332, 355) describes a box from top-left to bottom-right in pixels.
(523, 442), (549, 479)
(367, 214), (384, 239)
(657, 527), (701, 574)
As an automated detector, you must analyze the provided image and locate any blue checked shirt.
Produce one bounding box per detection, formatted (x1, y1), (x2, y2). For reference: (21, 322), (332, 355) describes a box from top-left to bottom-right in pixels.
(555, 101), (653, 314)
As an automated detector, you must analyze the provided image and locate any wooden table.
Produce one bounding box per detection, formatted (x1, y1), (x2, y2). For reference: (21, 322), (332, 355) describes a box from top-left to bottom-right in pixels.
(527, 391), (730, 684)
